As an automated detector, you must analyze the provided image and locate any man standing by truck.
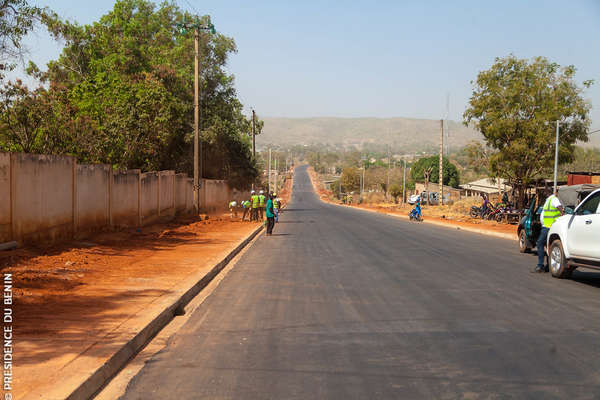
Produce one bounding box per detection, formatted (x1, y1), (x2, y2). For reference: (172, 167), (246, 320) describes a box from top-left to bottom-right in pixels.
(532, 187), (564, 273)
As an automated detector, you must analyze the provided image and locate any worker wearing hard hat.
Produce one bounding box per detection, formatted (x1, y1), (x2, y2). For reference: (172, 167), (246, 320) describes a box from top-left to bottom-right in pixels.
(250, 190), (259, 221)
(241, 198), (251, 221)
(258, 190), (266, 220)
(229, 200), (238, 219)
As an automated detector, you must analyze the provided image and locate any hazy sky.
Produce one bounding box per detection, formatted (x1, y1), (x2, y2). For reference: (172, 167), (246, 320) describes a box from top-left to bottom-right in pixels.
(15, 0), (600, 129)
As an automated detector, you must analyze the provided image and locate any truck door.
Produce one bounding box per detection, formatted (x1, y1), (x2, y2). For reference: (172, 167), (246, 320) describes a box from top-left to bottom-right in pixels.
(568, 192), (600, 259)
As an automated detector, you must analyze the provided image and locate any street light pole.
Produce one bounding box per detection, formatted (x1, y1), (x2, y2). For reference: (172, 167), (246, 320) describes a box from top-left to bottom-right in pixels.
(553, 120), (559, 195)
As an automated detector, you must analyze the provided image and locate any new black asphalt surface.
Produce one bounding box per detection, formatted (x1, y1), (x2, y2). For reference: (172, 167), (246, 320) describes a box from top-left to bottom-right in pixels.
(120, 165), (600, 399)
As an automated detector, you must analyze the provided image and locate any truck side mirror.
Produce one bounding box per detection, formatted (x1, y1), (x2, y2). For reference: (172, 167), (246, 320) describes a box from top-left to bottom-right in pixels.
(564, 206), (574, 215)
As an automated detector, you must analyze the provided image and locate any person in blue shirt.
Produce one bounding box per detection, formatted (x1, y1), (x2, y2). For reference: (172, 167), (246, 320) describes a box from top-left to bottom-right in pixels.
(265, 193), (275, 236)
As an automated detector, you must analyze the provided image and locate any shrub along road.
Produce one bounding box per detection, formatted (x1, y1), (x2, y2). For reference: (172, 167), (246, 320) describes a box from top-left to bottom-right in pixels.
(121, 164), (600, 399)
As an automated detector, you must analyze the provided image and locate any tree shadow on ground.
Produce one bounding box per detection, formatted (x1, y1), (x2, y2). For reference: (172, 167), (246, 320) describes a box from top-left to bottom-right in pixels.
(15, 287), (173, 365)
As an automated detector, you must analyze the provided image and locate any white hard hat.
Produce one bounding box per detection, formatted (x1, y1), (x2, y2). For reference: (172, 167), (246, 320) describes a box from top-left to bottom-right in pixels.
(259, 190), (264, 194)
(251, 190), (255, 194)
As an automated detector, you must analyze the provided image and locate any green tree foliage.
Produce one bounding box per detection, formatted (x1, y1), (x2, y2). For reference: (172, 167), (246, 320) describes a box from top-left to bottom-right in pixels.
(410, 155), (460, 188)
(341, 167), (360, 192)
(464, 55), (593, 202)
(0, 0), (41, 78)
(560, 146), (600, 175)
(389, 184), (402, 203)
(0, 0), (257, 188)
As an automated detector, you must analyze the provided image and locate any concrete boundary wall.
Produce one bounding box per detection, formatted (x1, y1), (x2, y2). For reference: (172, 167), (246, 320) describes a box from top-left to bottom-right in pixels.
(0, 152), (236, 245)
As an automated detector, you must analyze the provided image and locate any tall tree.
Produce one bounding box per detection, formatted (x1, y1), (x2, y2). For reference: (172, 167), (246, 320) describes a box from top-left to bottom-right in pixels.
(464, 55), (593, 205)
(410, 155), (460, 188)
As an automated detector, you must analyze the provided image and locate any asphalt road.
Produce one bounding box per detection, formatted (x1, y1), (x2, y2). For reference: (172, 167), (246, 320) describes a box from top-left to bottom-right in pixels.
(120, 165), (600, 399)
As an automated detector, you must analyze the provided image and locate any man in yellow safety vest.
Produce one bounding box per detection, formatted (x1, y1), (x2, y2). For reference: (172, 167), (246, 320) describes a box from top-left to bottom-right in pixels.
(250, 190), (259, 221)
(241, 199), (251, 221)
(532, 187), (564, 273)
(258, 190), (266, 220)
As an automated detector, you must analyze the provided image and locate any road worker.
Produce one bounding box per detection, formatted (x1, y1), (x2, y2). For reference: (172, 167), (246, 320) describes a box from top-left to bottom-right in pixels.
(241, 199), (251, 221)
(250, 190), (259, 221)
(229, 200), (238, 218)
(273, 192), (280, 223)
(532, 187), (564, 273)
(258, 190), (266, 220)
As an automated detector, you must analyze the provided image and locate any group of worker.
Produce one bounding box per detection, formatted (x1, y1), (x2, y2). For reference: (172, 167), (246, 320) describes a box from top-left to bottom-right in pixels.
(229, 190), (282, 231)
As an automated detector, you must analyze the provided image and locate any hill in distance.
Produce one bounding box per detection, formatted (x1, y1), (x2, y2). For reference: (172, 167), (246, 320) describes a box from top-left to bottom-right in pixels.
(259, 117), (481, 152)
(258, 117), (600, 152)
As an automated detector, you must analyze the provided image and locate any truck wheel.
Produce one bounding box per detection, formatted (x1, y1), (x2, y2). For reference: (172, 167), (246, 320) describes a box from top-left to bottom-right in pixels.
(519, 230), (530, 253)
(549, 239), (569, 279)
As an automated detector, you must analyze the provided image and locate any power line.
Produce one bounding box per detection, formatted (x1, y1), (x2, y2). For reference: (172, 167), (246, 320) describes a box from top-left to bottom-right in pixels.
(589, 128), (600, 135)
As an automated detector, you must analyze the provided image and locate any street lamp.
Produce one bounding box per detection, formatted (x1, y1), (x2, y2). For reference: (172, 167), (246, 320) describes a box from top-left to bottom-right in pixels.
(177, 16), (216, 213)
(553, 123), (600, 194)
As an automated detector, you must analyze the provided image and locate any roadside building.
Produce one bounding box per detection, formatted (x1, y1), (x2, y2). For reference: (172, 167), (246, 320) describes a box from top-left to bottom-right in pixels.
(567, 171), (600, 185)
(459, 178), (512, 201)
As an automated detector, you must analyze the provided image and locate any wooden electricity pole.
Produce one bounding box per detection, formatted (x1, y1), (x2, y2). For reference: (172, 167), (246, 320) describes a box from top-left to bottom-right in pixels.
(439, 119), (444, 206)
(193, 29), (200, 213)
(252, 109), (256, 159)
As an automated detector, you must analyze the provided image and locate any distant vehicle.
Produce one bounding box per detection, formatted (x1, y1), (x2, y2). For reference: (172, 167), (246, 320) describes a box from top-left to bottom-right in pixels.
(518, 196), (541, 253)
(547, 188), (600, 278)
(408, 194), (421, 205)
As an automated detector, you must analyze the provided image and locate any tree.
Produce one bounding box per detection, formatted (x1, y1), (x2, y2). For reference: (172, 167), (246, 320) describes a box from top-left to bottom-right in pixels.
(0, 0), (41, 78)
(0, 0), (258, 188)
(341, 167), (360, 193)
(389, 184), (402, 203)
(410, 155), (460, 188)
(464, 55), (593, 205)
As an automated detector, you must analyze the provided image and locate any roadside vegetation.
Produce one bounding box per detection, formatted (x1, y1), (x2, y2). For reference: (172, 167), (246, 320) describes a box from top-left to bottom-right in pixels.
(0, 0), (260, 189)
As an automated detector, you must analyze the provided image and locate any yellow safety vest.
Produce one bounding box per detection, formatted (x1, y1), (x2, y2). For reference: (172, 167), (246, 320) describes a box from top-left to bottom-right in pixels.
(542, 195), (561, 228)
(259, 194), (265, 206)
(274, 198), (280, 209)
(251, 195), (259, 208)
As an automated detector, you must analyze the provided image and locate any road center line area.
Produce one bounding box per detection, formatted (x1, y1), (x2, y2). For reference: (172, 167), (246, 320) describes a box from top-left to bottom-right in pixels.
(117, 165), (600, 399)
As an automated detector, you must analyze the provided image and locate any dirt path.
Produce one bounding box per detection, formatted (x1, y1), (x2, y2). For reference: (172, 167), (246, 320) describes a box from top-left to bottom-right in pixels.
(1, 215), (260, 399)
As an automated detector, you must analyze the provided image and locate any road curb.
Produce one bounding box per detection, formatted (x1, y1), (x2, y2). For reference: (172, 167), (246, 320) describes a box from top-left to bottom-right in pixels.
(64, 223), (265, 400)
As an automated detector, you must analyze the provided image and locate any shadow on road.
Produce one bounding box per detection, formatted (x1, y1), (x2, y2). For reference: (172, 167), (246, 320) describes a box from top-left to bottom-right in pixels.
(569, 270), (600, 288)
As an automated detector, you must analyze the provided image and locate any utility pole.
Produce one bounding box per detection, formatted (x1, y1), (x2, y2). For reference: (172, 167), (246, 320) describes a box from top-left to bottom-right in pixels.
(553, 120), (559, 194)
(268, 148), (272, 194)
(193, 28), (200, 212)
(361, 167), (365, 201)
(275, 158), (278, 193)
(402, 159), (406, 204)
(251, 109), (256, 159)
(387, 146), (391, 202)
(439, 119), (444, 206)
(177, 17), (215, 213)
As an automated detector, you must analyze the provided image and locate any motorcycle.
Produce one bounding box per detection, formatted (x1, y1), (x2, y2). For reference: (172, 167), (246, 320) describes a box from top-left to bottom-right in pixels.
(409, 206), (423, 222)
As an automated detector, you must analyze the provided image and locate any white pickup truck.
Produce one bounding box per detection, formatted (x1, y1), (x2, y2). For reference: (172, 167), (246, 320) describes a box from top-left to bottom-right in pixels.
(547, 188), (600, 278)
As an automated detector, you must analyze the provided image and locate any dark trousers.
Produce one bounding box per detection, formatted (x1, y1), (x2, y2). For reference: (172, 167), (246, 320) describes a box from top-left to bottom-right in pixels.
(266, 217), (275, 234)
(537, 227), (549, 268)
(242, 208), (249, 221)
(251, 208), (258, 221)
(259, 206), (264, 220)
